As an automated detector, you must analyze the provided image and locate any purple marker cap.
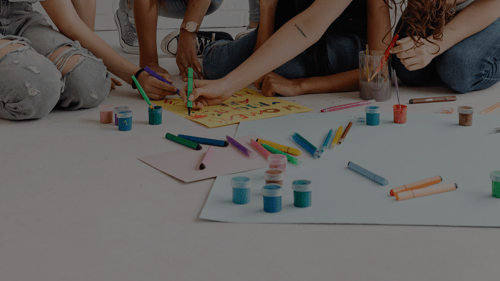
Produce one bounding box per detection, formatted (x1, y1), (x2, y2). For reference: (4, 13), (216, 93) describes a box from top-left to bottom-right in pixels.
(144, 66), (180, 95)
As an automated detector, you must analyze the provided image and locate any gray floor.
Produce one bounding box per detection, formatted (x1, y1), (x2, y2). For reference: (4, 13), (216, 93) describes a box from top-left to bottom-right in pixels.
(1, 29), (500, 281)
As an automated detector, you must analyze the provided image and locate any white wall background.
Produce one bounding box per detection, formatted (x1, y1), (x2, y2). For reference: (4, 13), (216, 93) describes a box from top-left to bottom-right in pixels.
(33, 0), (251, 31)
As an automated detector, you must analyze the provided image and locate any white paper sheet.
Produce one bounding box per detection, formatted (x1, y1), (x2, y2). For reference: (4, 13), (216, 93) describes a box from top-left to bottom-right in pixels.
(200, 112), (500, 227)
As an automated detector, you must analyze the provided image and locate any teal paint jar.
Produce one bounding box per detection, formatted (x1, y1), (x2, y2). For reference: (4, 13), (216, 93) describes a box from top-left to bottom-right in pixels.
(491, 171), (500, 198)
(117, 110), (133, 131)
(148, 105), (162, 125)
(232, 177), (251, 204)
(262, 184), (282, 213)
(292, 180), (313, 208)
(365, 106), (380, 126)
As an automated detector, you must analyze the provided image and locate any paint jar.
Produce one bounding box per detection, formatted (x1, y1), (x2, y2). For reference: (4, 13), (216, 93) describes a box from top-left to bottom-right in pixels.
(99, 105), (113, 124)
(232, 176), (251, 204)
(458, 106), (473, 126)
(264, 169), (284, 186)
(267, 154), (287, 174)
(262, 184), (282, 213)
(365, 106), (381, 126)
(393, 104), (407, 124)
(491, 171), (500, 198)
(117, 110), (133, 131)
(148, 105), (162, 125)
(359, 51), (392, 102)
(292, 180), (313, 208)
(114, 106), (129, 126)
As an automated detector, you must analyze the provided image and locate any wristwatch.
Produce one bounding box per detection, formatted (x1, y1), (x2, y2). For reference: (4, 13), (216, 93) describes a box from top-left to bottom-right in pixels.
(180, 21), (199, 33)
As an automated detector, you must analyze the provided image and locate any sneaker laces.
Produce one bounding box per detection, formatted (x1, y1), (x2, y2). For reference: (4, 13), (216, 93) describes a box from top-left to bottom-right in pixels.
(196, 33), (215, 55)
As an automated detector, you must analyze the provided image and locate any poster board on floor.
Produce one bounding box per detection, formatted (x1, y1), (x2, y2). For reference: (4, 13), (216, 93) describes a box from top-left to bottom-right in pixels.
(200, 112), (500, 227)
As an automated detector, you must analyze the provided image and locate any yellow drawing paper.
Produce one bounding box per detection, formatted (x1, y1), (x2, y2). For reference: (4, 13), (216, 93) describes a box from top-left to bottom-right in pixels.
(152, 88), (312, 128)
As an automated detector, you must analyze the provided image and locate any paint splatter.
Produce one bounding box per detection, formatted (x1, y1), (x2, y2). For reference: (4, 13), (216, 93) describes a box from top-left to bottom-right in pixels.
(89, 92), (98, 99)
(25, 82), (39, 96)
(188, 114), (208, 120)
(13, 60), (19, 64)
(27, 66), (40, 74)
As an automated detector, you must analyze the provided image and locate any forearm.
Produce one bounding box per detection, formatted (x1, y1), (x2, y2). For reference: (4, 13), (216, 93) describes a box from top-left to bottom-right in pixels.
(254, 1), (278, 51)
(222, 0), (352, 94)
(71, 0), (96, 31)
(134, 0), (160, 67)
(183, 0), (211, 25)
(367, 0), (392, 51)
(297, 69), (360, 94)
(434, 0), (500, 55)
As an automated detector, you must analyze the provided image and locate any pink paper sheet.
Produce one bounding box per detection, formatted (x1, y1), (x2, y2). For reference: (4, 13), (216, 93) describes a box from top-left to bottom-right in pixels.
(138, 134), (270, 183)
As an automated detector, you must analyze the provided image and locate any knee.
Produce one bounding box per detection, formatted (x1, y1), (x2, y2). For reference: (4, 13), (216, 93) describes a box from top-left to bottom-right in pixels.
(0, 47), (63, 120)
(0, 39), (26, 58)
(205, 0), (224, 15)
(436, 49), (473, 93)
(49, 43), (110, 109)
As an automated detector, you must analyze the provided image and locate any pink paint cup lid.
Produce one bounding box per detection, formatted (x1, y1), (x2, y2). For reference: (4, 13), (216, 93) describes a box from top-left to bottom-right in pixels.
(99, 105), (113, 112)
(457, 106), (473, 114)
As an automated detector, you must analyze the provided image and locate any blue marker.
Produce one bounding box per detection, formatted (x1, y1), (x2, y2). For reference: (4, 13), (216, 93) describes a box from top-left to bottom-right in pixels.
(320, 129), (334, 155)
(292, 132), (321, 159)
(347, 161), (389, 186)
(178, 135), (229, 147)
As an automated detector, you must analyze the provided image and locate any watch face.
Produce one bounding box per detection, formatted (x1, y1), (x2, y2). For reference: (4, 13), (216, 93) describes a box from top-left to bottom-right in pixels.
(185, 22), (198, 32)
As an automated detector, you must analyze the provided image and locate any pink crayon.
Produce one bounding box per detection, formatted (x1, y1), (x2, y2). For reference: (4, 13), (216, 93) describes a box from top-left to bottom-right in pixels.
(199, 147), (214, 170)
(321, 99), (376, 113)
(251, 139), (271, 159)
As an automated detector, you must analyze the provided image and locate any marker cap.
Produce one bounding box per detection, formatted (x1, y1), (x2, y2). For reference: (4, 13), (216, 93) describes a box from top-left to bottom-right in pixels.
(262, 184), (283, 197)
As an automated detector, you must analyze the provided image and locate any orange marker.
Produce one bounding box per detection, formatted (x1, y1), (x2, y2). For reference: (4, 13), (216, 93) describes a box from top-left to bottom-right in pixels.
(395, 183), (457, 201)
(390, 176), (442, 196)
(338, 122), (353, 145)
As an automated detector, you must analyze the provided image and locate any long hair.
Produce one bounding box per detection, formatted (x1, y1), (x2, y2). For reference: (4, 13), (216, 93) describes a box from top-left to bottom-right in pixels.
(385, 0), (458, 51)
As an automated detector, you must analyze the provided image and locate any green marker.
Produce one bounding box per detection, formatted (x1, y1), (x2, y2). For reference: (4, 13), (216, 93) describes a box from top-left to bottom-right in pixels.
(187, 68), (193, 115)
(131, 75), (153, 108)
(165, 133), (202, 150)
(261, 143), (301, 166)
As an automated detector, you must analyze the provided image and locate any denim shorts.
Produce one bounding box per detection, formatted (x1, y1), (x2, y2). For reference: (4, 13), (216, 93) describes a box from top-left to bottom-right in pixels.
(0, 0), (110, 120)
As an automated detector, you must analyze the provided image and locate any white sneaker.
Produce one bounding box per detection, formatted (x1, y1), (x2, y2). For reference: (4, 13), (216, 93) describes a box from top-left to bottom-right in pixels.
(235, 28), (256, 41)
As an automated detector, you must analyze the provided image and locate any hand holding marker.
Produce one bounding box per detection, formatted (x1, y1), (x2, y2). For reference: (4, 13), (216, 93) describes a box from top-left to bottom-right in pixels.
(144, 66), (180, 95)
(131, 75), (154, 109)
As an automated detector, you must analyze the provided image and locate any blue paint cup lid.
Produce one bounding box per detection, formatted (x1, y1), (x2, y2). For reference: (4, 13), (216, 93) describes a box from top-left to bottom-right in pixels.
(491, 171), (500, 182)
(292, 180), (313, 192)
(114, 106), (129, 114)
(262, 184), (282, 197)
(117, 110), (133, 118)
(231, 176), (251, 188)
(365, 106), (380, 114)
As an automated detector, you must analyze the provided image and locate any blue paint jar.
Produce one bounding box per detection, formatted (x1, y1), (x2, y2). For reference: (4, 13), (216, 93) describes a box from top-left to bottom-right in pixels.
(231, 177), (251, 204)
(117, 110), (133, 131)
(365, 106), (381, 126)
(262, 184), (283, 213)
(292, 180), (313, 208)
(148, 105), (162, 125)
(114, 106), (129, 126)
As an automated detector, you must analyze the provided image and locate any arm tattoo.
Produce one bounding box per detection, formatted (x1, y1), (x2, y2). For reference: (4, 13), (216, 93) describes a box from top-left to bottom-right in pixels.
(295, 24), (307, 38)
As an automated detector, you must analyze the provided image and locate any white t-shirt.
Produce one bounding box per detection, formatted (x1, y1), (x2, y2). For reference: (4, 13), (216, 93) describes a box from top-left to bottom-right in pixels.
(455, 0), (475, 13)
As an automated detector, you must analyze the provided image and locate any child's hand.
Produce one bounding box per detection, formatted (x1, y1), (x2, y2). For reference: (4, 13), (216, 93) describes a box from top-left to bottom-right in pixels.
(137, 71), (178, 100)
(179, 79), (233, 110)
(110, 77), (122, 91)
(254, 72), (303, 97)
(391, 36), (440, 71)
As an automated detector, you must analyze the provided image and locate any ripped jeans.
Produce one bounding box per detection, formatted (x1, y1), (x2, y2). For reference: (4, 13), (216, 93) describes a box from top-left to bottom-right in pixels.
(0, 2), (110, 120)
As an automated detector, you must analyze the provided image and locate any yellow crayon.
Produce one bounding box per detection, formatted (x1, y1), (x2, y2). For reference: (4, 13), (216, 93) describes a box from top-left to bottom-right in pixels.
(331, 126), (343, 148)
(256, 138), (302, 156)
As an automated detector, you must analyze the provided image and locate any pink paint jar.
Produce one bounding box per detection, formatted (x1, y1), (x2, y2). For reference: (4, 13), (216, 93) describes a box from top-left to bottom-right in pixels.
(99, 105), (113, 124)
(264, 169), (285, 186)
(267, 154), (287, 174)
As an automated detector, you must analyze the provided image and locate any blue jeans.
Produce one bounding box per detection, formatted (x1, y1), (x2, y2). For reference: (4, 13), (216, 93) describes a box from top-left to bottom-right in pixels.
(392, 16), (500, 93)
(0, 1), (110, 120)
(120, 0), (223, 19)
(203, 29), (366, 80)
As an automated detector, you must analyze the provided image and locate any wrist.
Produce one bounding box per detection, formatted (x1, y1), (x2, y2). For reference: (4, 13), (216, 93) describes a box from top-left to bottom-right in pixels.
(294, 78), (307, 95)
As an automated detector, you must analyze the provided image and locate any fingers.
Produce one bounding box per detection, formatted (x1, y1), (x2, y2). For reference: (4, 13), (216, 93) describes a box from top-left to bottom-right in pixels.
(396, 48), (416, 59)
(254, 76), (264, 90)
(188, 88), (203, 102)
(147, 93), (165, 100)
(190, 56), (205, 80)
(179, 86), (188, 104)
(177, 60), (188, 82)
(261, 75), (276, 97)
(158, 72), (173, 83)
(111, 77), (123, 86)
(391, 37), (415, 54)
(150, 77), (178, 94)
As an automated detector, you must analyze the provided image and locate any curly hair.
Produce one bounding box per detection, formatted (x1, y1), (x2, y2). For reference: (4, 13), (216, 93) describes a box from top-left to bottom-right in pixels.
(385, 0), (458, 50)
